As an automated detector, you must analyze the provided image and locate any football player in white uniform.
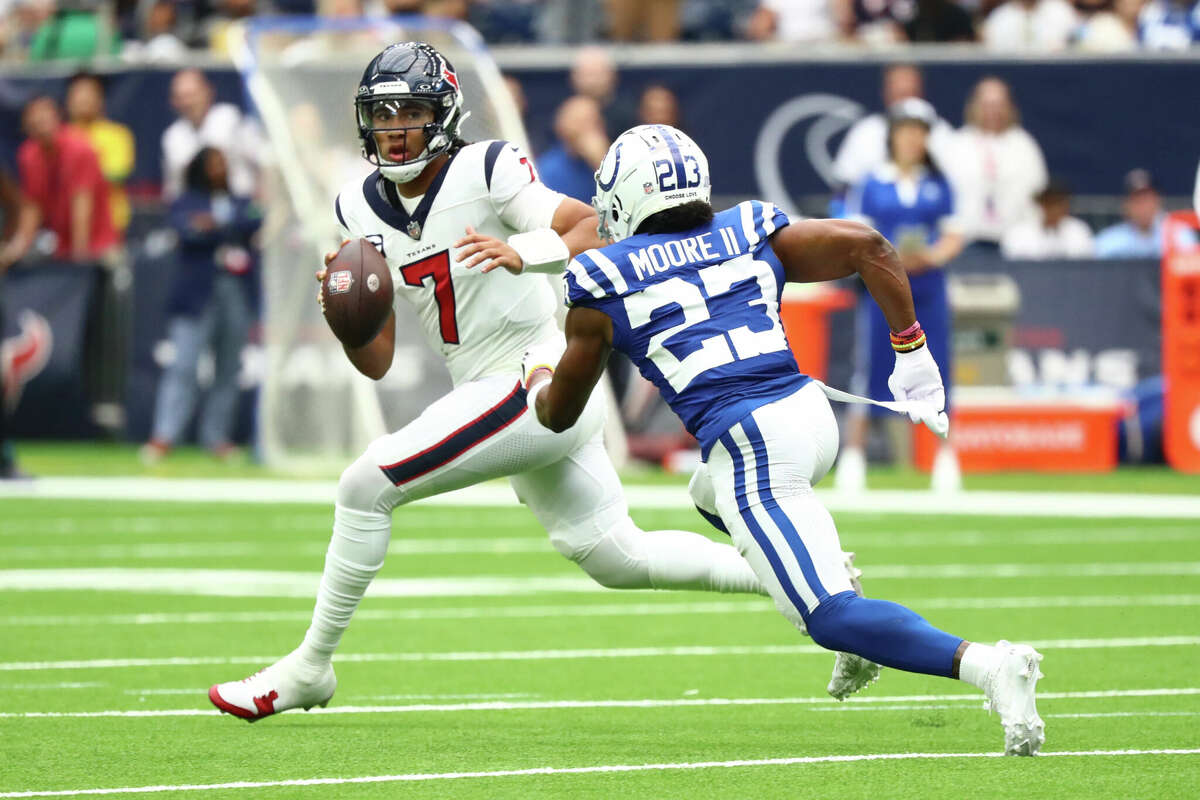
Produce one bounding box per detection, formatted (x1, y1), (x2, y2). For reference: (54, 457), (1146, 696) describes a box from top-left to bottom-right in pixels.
(209, 41), (828, 722)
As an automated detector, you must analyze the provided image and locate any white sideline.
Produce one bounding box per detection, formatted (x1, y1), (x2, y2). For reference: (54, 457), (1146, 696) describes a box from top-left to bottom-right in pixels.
(2, 635), (1198, 672)
(1, 750), (1198, 797)
(3, 561), (1199, 598)
(4, 477), (1200, 518)
(3, 687), (1199, 719)
(6, 593), (1200, 628)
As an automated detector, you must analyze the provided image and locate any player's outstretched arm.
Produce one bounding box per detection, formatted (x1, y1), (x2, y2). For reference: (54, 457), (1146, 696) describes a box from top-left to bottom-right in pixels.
(551, 197), (605, 258)
(528, 306), (613, 433)
(770, 218), (917, 333)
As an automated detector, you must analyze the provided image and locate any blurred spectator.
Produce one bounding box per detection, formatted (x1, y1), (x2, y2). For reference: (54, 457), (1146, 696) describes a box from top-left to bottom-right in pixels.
(423, 0), (469, 19)
(982, 0), (1079, 50)
(637, 84), (682, 128)
(1194, 157), (1199, 215)
(1076, 0), (1144, 50)
(747, 0), (839, 42)
(538, 96), (609, 204)
(840, 98), (964, 493)
(569, 47), (637, 140)
(904, 0), (977, 41)
(832, 65), (955, 189)
(1095, 169), (1187, 258)
(607, 0), (682, 40)
(120, 0), (188, 62)
(1, 0), (53, 59)
(1001, 179), (1094, 258)
(846, 0), (908, 44)
(536, 0), (605, 42)
(1138, 0), (1200, 48)
(162, 69), (262, 201)
(143, 147), (260, 464)
(945, 77), (1047, 251)
(0, 156), (29, 479)
(28, 0), (122, 61)
(66, 74), (135, 235)
(13, 96), (118, 263)
(207, 0), (257, 57)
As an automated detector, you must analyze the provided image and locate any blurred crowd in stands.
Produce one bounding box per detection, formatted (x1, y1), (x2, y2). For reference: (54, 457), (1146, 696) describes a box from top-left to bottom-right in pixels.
(0, 0), (1197, 59)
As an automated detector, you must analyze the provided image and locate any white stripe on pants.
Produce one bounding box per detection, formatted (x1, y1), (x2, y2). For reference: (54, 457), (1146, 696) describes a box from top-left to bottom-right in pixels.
(706, 381), (853, 631)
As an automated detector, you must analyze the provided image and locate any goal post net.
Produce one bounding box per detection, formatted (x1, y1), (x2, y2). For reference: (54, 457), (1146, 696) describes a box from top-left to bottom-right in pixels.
(233, 17), (531, 473)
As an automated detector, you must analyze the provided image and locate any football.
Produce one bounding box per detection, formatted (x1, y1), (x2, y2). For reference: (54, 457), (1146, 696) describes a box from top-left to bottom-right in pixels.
(321, 238), (393, 348)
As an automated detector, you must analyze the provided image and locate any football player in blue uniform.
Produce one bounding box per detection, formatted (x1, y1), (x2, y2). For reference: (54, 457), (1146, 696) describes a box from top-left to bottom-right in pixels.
(523, 125), (1045, 756)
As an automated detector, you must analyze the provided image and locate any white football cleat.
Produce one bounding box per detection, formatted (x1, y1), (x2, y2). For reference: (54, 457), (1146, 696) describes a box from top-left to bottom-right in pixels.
(827, 651), (881, 700)
(208, 651), (336, 723)
(826, 552), (882, 700)
(983, 640), (1045, 756)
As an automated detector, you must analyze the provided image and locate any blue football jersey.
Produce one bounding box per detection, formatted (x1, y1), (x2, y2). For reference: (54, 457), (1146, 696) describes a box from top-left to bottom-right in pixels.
(564, 200), (810, 455)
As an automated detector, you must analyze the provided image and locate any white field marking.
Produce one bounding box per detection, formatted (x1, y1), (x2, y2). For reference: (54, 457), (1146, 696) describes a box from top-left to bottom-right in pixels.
(4, 687), (1200, 719)
(0, 538), (553, 562)
(4, 638), (1199, 673)
(5, 477), (1200, 518)
(9, 527), (1199, 562)
(6, 593), (1200, 629)
(0, 682), (104, 690)
(1046, 711), (1200, 719)
(4, 561), (1200, 599)
(0, 569), (600, 598)
(3, 750), (1200, 797)
(0, 515), (535, 539)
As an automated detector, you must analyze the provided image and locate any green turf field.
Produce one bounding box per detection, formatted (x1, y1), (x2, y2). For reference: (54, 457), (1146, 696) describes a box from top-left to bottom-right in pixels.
(1, 496), (1198, 798)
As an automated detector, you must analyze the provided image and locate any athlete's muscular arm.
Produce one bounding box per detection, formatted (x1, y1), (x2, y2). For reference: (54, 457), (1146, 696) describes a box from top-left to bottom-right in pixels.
(456, 198), (601, 274)
(529, 306), (612, 433)
(769, 218), (917, 333)
(551, 197), (604, 257)
(317, 254), (396, 380)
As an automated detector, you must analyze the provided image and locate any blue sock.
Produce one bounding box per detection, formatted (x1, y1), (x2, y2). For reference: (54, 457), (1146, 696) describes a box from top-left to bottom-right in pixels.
(805, 591), (963, 678)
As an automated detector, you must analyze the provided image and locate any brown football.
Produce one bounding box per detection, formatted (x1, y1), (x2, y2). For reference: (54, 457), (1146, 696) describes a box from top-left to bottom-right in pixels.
(322, 238), (393, 348)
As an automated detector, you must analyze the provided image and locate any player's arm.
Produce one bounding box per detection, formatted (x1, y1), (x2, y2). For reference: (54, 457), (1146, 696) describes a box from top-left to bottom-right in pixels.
(770, 218), (916, 333)
(527, 306), (612, 433)
(456, 196), (602, 275)
(550, 197), (604, 258)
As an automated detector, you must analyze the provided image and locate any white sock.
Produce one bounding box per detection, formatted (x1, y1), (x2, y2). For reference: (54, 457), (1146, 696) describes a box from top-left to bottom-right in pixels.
(296, 504), (391, 672)
(958, 642), (1000, 691)
(643, 530), (768, 596)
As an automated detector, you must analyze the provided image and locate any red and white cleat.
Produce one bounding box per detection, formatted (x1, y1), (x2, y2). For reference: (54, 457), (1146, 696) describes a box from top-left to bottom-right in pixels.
(208, 652), (336, 723)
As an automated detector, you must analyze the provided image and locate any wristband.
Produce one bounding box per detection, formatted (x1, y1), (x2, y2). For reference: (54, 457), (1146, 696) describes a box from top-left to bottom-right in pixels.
(525, 376), (551, 413)
(508, 229), (569, 274)
(890, 321), (927, 353)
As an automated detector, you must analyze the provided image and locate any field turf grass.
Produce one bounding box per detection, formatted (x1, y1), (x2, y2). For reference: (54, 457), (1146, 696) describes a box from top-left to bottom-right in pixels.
(1, 495), (1199, 797)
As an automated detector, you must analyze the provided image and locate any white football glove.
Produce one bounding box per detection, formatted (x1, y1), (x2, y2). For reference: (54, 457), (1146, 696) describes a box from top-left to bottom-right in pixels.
(521, 340), (563, 389)
(887, 346), (950, 438)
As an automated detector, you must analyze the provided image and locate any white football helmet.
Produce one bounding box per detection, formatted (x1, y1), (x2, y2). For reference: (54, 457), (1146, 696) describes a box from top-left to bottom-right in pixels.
(592, 125), (711, 242)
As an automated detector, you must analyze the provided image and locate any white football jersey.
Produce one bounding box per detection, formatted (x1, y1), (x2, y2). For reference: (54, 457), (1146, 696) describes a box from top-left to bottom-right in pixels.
(334, 140), (565, 386)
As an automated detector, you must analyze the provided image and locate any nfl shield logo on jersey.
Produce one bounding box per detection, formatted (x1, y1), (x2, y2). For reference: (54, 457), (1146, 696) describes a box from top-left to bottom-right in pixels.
(407, 221), (422, 239)
(329, 270), (354, 294)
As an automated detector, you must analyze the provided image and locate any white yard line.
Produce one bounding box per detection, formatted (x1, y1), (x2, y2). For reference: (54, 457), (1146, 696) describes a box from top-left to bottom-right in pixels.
(2, 637), (1197, 672)
(3, 687), (1199, 719)
(5, 594), (1200, 628)
(2, 561), (1198, 598)
(5, 528), (1198, 561)
(1, 749), (1198, 797)
(4, 477), (1200, 518)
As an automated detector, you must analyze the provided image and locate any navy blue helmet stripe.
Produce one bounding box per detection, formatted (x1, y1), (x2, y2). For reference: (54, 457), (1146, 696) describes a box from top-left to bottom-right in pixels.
(719, 430), (808, 618)
(654, 125), (687, 191)
(379, 383), (527, 485)
(741, 414), (829, 602)
(483, 140), (507, 191)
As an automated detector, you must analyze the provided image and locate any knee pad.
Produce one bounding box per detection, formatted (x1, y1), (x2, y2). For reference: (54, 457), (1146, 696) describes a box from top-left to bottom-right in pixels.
(336, 453), (401, 515)
(551, 514), (651, 590)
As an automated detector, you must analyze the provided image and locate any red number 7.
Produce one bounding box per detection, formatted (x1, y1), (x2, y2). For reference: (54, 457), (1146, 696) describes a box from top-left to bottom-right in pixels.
(400, 250), (459, 344)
